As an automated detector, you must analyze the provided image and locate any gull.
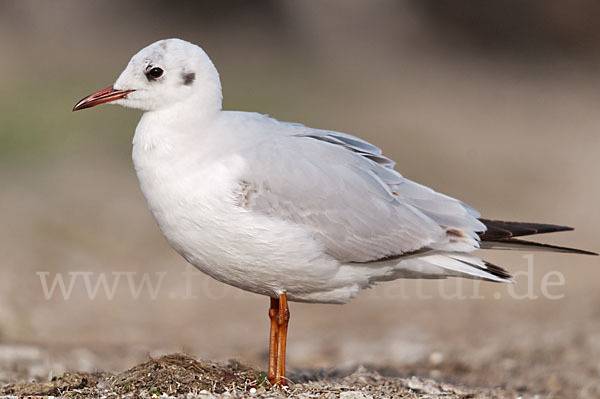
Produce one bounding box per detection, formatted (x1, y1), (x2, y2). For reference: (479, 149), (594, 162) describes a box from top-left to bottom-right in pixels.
(73, 38), (596, 385)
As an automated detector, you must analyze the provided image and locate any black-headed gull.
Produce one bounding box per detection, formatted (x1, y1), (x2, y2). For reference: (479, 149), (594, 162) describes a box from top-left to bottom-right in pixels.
(73, 38), (596, 385)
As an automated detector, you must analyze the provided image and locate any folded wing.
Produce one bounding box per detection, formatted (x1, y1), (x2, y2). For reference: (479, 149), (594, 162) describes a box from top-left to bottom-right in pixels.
(237, 125), (485, 263)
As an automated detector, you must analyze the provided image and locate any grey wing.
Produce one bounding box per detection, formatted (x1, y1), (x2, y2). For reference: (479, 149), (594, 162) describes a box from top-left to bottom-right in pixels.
(237, 127), (486, 263)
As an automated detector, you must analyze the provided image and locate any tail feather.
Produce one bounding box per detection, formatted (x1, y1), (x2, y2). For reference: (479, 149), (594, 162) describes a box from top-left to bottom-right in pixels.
(482, 260), (512, 280)
(427, 253), (512, 282)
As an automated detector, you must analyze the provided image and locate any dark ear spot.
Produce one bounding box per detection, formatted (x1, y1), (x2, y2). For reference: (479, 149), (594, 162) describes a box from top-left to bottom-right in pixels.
(182, 72), (196, 86)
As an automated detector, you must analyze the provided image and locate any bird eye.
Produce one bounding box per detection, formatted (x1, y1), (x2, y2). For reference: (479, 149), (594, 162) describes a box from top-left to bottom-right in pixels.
(147, 67), (163, 79)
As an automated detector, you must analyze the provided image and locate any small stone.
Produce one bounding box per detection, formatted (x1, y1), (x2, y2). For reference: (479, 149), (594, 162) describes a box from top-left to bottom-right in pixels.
(340, 391), (372, 399)
(429, 351), (444, 365)
(407, 377), (423, 391)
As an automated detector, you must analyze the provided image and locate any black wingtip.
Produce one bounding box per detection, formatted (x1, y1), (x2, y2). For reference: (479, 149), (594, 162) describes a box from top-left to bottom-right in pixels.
(484, 238), (598, 256)
(479, 219), (575, 241)
(478, 219), (596, 256)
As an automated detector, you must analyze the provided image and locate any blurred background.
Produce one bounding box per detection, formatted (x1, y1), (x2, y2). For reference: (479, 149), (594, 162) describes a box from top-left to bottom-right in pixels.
(1, 1), (599, 397)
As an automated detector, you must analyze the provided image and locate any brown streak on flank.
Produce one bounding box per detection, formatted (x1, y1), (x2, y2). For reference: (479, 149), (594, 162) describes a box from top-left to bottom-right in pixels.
(235, 180), (250, 208)
(446, 229), (465, 238)
(235, 180), (260, 209)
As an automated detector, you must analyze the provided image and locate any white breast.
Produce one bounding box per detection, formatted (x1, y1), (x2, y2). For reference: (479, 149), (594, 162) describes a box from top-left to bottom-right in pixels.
(131, 112), (344, 301)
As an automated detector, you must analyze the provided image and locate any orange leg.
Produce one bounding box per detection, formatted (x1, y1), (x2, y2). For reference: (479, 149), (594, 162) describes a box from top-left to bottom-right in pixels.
(266, 293), (290, 386)
(275, 293), (290, 385)
(267, 297), (279, 383)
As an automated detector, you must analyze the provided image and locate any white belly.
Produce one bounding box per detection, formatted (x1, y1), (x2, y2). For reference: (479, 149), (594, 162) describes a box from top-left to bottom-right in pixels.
(131, 130), (345, 302)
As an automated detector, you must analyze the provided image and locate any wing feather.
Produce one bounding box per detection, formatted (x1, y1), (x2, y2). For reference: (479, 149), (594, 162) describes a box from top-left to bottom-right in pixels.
(236, 125), (483, 263)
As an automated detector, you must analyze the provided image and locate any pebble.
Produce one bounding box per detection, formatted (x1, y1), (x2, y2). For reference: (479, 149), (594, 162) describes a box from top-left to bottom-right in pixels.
(429, 351), (444, 365)
(340, 391), (373, 399)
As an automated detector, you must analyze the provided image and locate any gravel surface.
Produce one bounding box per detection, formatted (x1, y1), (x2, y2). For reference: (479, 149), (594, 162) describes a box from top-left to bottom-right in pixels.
(0, 353), (524, 398)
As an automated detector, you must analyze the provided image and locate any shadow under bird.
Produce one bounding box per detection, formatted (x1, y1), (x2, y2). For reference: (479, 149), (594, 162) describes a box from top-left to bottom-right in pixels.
(73, 38), (596, 386)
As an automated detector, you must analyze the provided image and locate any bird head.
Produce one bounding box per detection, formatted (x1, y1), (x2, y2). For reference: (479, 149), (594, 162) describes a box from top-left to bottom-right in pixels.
(73, 38), (222, 113)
